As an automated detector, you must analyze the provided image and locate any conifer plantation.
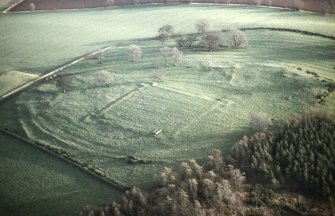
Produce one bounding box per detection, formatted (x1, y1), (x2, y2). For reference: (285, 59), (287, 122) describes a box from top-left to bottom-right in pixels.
(233, 110), (335, 198)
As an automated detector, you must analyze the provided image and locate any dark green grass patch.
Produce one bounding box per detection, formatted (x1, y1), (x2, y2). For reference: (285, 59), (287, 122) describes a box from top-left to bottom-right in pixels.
(0, 134), (121, 216)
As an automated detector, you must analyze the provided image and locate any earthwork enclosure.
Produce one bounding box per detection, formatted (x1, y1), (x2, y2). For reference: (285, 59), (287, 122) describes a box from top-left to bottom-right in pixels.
(0, 3), (335, 215)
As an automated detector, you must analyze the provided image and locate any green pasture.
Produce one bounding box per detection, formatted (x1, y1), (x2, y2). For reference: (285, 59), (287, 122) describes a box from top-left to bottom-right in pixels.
(1, 29), (331, 188)
(0, 0), (15, 10)
(0, 4), (334, 213)
(0, 70), (38, 96)
(0, 5), (335, 75)
(0, 134), (121, 216)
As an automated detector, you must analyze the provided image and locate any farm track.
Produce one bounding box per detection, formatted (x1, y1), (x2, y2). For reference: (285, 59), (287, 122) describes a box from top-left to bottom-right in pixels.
(0, 128), (130, 192)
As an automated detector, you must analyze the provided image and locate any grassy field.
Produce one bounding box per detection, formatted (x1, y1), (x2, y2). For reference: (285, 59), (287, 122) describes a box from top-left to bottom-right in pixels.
(0, 5), (335, 75)
(1, 29), (332, 188)
(0, 0), (16, 10)
(0, 4), (334, 214)
(0, 71), (38, 96)
(0, 134), (121, 216)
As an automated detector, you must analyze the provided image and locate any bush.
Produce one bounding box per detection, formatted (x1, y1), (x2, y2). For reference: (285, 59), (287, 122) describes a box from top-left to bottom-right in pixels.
(250, 112), (272, 132)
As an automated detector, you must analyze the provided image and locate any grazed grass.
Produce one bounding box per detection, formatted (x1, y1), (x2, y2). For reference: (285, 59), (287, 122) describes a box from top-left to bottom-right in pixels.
(0, 134), (121, 216)
(0, 0), (17, 10)
(0, 6), (334, 214)
(2, 29), (330, 188)
(0, 71), (38, 96)
(0, 5), (334, 75)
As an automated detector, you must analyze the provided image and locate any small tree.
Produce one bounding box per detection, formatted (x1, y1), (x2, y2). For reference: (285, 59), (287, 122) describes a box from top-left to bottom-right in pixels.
(160, 47), (171, 66)
(171, 47), (183, 66)
(130, 0), (139, 5)
(96, 70), (113, 86)
(29, 2), (35, 11)
(294, 0), (304, 11)
(253, 0), (262, 6)
(196, 19), (210, 36)
(160, 47), (183, 66)
(250, 111), (272, 132)
(97, 52), (104, 64)
(203, 31), (223, 52)
(128, 44), (142, 62)
(181, 0), (192, 3)
(320, 1), (331, 14)
(227, 28), (247, 49)
(158, 25), (175, 44)
(154, 71), (165, 83)
(175, 33), (188, 49)
(185, 34), (197, 48)
(175, 33), (197, 49)
(106, 0), (114, 5)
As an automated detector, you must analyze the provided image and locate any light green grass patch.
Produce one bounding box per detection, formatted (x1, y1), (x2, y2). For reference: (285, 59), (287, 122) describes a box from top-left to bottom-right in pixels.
(0, 70), (38, 96)
(0, 0), (17, 10)
(4, 29), (331, 188)
(0, 5), (335, 75)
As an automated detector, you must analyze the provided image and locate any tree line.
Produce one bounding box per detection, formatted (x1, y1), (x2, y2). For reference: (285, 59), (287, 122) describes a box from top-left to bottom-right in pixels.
(233, 110), (335, 198)
(79, 108), (335, 215)
(80, 150), (248, 216)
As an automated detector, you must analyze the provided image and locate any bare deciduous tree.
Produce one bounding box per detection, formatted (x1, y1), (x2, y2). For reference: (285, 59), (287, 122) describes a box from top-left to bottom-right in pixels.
(196, 19), (210, 36)
(106, 0), (114, 5)
(181, 0), (192, 3)
(204, 31), (223, 52)
(96, 70), (113, 86)
(253, 0), (262, 6)
(29, 2), (35, 11)
(265, 0), (272, 7)
(158, 25), (175, 43)
(160, 47), (183, 66)
(130, 0), (139, 5)
(171, 47), (183, 65)
(320, 1), (331, 14)
(128, 44), (142, 62)
(294, 0), (304, 11)
(175, 33), (197, 49)
(250, 111), (272, 132)
(160, 47), (172, 66)
(175, 33), (188, 49)
(227, 28), (247, 49)
(154, 71), (165, 83)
